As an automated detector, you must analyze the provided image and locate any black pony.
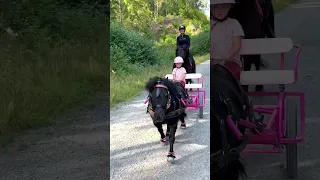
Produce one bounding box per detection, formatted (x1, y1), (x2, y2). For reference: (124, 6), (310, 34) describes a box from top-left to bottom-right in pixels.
(145, 77), (188, 163)
(173, 47), (196, 85)
(228, 0), (275, 91)
(211, 64), (263, 179)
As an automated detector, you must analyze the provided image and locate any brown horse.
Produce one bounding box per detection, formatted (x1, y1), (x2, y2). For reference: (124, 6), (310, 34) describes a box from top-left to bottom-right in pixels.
(228, 0), (275, 92)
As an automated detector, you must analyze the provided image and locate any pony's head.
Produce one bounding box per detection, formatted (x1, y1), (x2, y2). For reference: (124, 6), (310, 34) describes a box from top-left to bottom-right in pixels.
(145, 77), (177, 123)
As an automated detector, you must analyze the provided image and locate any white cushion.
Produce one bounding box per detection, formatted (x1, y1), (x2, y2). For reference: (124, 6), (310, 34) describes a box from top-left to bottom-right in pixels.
(185, 84), (203, 89)
(240, 38), (293, 55)
(240, 70), (295, 85)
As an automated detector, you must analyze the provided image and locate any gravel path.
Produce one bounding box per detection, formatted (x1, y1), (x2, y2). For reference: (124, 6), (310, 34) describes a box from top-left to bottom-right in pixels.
(0, 92), (109, 180)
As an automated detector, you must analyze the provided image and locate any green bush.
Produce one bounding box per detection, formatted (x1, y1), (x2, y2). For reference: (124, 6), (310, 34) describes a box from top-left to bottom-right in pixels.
(110, 22), (159, 66)
(190, 30), (210, 56)
(110, 43), (142, 76)
(110, 22), (176, 75)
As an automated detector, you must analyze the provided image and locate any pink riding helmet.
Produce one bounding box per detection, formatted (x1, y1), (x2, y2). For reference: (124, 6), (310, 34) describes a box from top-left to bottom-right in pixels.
(174, 56), (184, 64)
(210, 0), (235, 5)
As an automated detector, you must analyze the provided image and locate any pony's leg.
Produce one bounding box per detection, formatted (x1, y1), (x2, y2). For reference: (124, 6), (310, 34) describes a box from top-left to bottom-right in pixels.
(166, 124), (170, 136)
(180, 113), (186, 129)
(167, 122), (178, 162)
(154, 123), (166, 142)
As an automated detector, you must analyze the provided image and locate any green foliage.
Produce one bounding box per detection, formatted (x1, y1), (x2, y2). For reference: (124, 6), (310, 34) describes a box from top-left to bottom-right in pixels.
(0, 0), (108, 135)
(110, 22), (158, 66)
(110, 0), (209, 43)
(110, 0), (210, 97)
(110, 21), (175, 75)
(190, 30), (210, 56)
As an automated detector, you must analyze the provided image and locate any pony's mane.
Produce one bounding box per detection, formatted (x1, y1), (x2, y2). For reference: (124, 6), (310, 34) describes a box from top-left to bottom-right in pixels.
(145, 77), (180, 98)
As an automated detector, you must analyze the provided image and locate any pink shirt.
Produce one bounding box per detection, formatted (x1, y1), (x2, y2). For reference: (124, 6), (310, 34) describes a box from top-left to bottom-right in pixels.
(211, 18), (245, 67)
(172, 67), (187, 82)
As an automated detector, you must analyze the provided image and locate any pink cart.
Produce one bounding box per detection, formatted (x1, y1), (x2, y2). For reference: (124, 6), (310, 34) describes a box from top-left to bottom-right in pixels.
(165, 73), (207, 118)
(238, 38), (304, 179)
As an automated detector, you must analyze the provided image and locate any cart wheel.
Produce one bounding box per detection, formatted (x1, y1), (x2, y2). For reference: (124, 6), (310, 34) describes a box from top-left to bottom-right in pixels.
(199, 93), (203, 118)
(285, 99), (298, 179)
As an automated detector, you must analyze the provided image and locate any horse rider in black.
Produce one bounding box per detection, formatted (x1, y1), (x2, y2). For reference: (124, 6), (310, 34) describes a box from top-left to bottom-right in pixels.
(176, 25), (191, 59)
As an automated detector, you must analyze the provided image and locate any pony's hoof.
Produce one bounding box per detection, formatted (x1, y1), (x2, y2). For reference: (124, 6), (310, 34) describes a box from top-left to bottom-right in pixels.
(180, 123), (186, 129)
(167, 157), (175, 163)
(160, 137), (167, 142)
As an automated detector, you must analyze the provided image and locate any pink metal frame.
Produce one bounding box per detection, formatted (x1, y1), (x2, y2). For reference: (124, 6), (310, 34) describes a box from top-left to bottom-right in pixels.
(227, 44), (306, 154)
(186, 75), (206, 110)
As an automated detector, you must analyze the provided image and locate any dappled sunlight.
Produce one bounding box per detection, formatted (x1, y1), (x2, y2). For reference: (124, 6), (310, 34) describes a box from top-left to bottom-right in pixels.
(111, 144), (209, 180)
(110, 118), (187, 151)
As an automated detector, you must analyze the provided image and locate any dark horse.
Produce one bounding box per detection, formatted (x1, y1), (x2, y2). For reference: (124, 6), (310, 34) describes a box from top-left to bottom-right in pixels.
(173, 47), (196, 85)
(145, 77), (188, 163)
(211, 64), (264, 179)
(228, 0), (275, 91)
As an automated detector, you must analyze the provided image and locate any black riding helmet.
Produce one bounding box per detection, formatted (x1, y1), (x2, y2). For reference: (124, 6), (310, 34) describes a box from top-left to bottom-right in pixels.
(179, 25), (186, 30)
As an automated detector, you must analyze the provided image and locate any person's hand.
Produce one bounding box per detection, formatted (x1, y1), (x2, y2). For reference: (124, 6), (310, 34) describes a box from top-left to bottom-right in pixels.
(224, 55), (236, 62)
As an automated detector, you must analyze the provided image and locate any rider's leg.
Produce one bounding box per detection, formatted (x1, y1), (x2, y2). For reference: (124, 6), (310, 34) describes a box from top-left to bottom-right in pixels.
(180, 81), (186, 87)
(180, 81), (192, 102)
(180, 81), (189, 99)
(242, 55), (254, 92)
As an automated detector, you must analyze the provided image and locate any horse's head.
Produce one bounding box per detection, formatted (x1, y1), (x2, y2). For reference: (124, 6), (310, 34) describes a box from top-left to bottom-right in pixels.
(145, 77), (171, 123)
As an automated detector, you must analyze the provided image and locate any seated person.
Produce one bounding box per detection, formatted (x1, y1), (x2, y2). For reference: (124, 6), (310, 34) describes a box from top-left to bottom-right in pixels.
(173, 56), (187, 87)
(210, 0), (244, 81)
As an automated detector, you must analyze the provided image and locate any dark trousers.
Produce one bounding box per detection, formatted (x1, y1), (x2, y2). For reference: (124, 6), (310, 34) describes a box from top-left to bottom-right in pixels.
(242, 55), (264, 92)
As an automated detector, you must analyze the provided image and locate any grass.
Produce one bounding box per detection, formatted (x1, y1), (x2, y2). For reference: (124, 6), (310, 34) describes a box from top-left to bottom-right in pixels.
(110, 54), (209, 107)
(0, 35), (107, 137)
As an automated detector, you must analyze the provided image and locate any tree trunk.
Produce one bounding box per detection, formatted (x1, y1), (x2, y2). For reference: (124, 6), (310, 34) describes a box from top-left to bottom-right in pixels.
(118, 0), (122, 24)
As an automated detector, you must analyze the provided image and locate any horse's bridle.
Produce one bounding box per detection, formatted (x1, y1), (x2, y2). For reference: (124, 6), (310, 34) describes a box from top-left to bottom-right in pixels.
(147, 82), (171, 118)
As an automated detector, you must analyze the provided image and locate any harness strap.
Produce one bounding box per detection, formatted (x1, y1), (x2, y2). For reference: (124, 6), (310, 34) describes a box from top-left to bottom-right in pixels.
(146, 95), (186, 120)
(211, 132), (250, 173)
(164, 108), (186, 119)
